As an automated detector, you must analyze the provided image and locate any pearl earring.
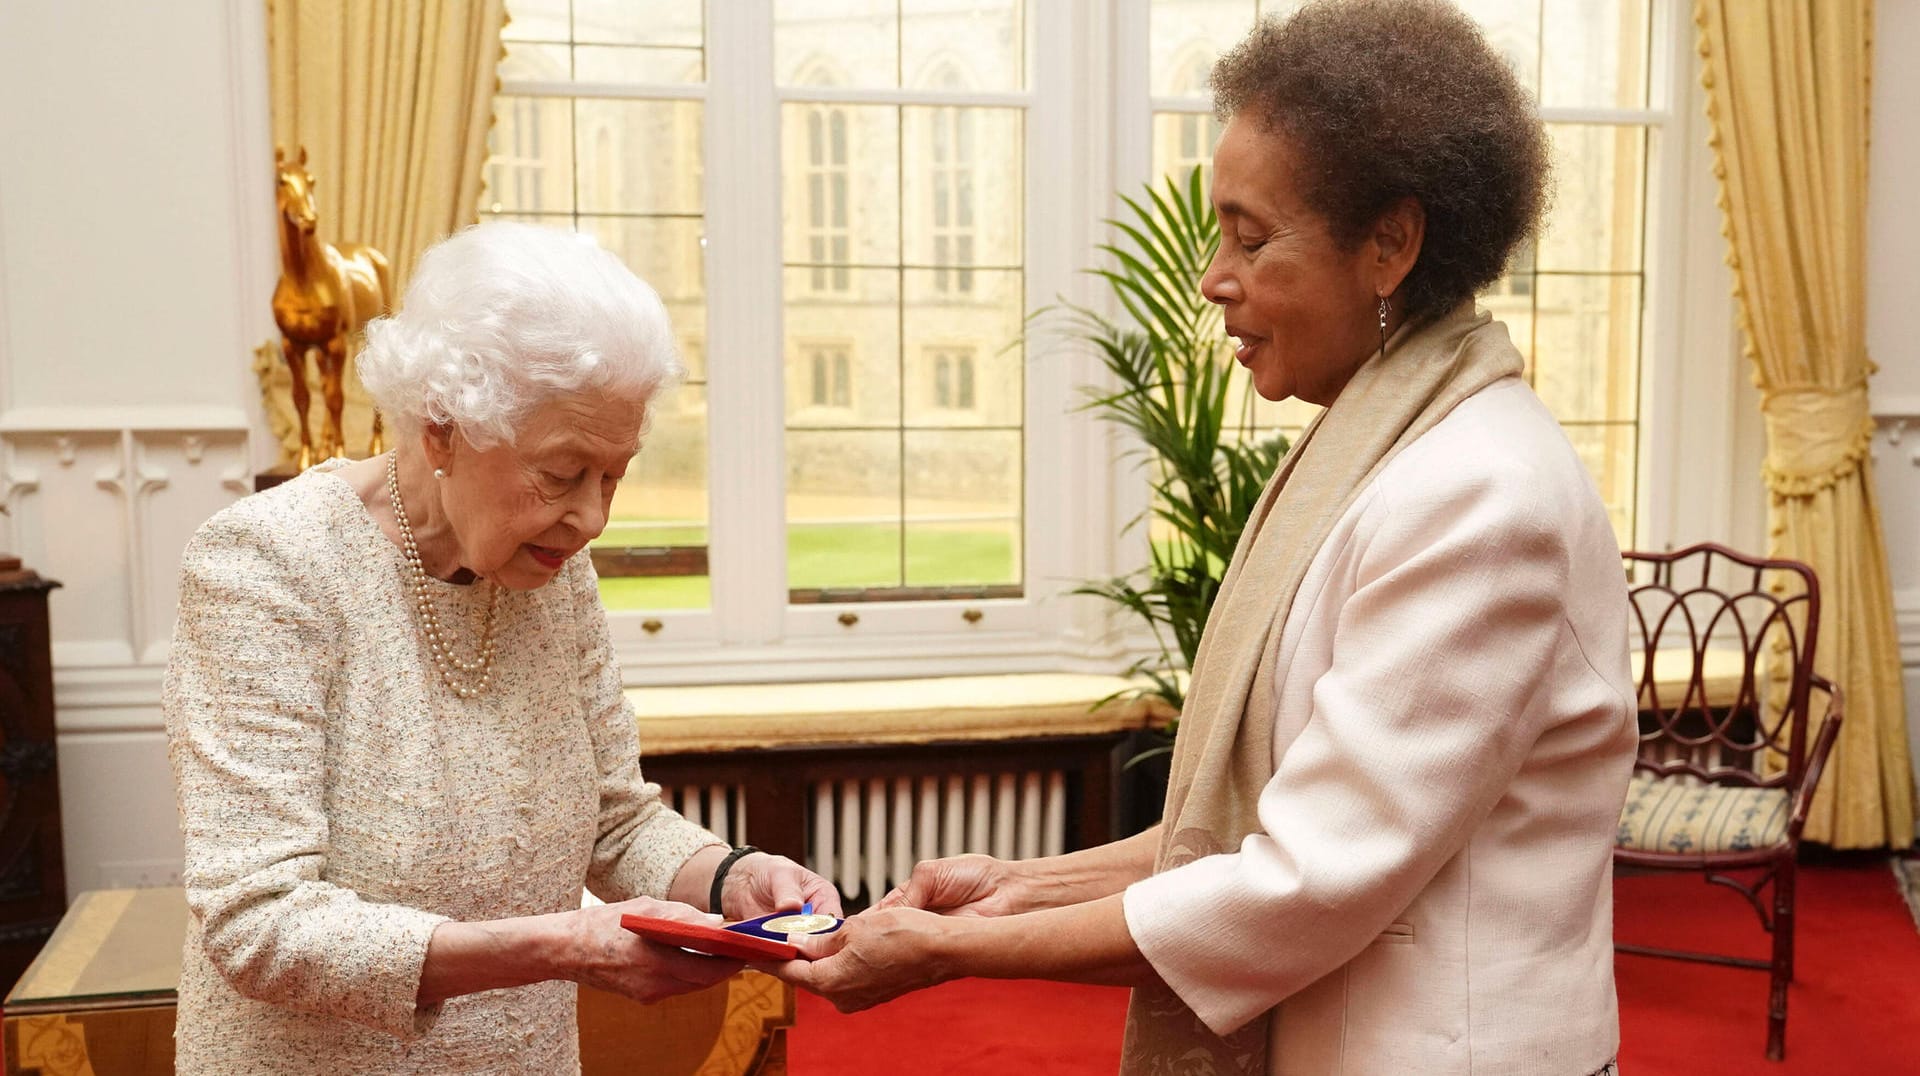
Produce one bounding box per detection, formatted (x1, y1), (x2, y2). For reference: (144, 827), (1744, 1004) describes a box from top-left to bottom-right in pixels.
(433, 468), (446, 479)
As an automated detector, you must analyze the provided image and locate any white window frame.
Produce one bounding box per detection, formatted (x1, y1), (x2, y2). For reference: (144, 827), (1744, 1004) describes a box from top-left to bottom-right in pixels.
(512, 1), (1110, 683)
(496, 0), (1739, 685)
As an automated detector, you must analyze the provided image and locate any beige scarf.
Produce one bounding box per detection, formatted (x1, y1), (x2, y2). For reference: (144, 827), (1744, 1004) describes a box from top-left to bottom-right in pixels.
(1119, 302), (1524, 1074)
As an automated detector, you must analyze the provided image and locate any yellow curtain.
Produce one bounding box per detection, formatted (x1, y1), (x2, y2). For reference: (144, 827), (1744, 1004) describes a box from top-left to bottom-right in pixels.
(1696, 0), (1915, 848)
(260, 0), (506, 463)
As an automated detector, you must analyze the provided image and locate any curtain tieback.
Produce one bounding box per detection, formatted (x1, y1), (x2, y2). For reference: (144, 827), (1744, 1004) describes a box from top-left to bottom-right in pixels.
(1759, 385), (1875, 497)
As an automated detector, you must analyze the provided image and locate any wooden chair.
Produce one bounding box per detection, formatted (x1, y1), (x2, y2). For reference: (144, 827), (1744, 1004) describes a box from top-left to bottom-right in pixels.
(1615, 543), (1843, 1062)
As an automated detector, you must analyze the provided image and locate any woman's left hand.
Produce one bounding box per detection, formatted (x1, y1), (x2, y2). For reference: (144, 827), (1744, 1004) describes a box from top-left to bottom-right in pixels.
(723, 852), (843, 919)
(768, 906), (954, 1013)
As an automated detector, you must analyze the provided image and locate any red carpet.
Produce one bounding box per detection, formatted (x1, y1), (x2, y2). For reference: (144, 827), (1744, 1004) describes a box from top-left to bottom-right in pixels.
(789, 861), (1920, 1074)
(1613, 858), (1920, 1074)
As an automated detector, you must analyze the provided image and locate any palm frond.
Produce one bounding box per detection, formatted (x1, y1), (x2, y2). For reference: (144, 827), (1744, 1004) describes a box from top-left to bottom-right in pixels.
(1029, 167), (1289, 719)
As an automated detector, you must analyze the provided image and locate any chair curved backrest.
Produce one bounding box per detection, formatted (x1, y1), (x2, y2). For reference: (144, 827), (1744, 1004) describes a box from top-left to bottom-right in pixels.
(1622, 543), (1820, 791)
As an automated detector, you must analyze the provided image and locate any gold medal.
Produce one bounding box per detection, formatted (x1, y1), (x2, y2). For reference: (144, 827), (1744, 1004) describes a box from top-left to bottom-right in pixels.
(761, 913), (838, 935)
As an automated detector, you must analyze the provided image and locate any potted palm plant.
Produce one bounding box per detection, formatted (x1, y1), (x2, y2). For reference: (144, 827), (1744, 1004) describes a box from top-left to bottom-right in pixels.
(1039, 168), (1289, 822)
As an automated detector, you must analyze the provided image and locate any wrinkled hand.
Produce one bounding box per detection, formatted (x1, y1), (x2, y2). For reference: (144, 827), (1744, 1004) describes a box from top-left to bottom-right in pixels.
(768, 906), (955, 1013)
(568, 897), (741, 1004)
(875, 854), (1021, 917)
(724, 852), (843, 920)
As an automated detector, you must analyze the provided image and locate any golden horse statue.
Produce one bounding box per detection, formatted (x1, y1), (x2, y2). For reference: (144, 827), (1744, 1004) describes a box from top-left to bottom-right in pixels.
(272, 146), (391, 468)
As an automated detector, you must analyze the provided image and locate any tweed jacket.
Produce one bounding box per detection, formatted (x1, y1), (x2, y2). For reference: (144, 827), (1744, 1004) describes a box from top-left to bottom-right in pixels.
(163, 463), (720, 1074)
(1124, 377), (1637, 1074)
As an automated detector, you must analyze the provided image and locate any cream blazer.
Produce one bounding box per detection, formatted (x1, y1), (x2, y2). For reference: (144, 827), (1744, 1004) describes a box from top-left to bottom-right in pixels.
(1124, 377), (1637, 1075)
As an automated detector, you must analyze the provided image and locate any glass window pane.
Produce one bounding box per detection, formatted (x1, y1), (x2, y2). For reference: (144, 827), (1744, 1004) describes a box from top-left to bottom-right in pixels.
(787, 430), (904, 590)
(503, 0), (570, 42)
(575, 100), (704, 216)
(484, 96), (573, 214)
(1247, 391), (1320, 435)
(1531, 273), (1641, 424)
(902, 107), (1021, 269)
(782, 104), (899, 268)
(785, 268), (902, 428)
(1453, 0), (1541, 99)
(1538, 124), (1646, 273)
(904, 429), (1021, 587)
(1480, 289), (1536, 380)
(500, 41), (570, 81)
(902, 269), (1023, 428)
(572, 0), (704, 47)
(902, 0), (1024, 92)
(777, 0), (897, 89)
(1541, 0), (1650, 110)
(494, 4), (711, 610)
(574, 45), (705, 84)
(1149, 0), (1256, 98)
(1151, 110), (1222, 188)
(575, 215), (707, 381)
(598, 384), (711, 610)
(1563, 423), (1637, 549)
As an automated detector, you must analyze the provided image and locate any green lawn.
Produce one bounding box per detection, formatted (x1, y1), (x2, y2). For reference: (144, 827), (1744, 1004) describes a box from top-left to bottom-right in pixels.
(594, 523), (1018, 611)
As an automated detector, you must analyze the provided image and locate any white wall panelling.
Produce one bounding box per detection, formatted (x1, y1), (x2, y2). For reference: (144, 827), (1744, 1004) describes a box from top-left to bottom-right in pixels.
(1871, 402), (1920, 773)
(0, 416), (249, 898)
(130, 428), (252, 663)
(58, 729), (186, 894)
(0, 418), (249, 672)
(2, 429), (134, 667)
(1, 0), (274, 895)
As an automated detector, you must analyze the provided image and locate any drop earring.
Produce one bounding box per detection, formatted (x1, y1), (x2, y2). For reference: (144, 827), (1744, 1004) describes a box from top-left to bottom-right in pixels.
(1377, 295), (1391, 359)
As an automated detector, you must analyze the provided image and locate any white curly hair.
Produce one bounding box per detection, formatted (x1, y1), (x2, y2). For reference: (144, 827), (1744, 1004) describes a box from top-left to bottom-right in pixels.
(358, 220), (684, 450)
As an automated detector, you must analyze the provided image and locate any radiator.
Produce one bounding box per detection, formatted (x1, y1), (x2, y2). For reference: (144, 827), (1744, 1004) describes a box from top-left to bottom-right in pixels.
(812, 773), (1068, 906)
(668, 784), (749, 847)
(664, 772), (1071, 906)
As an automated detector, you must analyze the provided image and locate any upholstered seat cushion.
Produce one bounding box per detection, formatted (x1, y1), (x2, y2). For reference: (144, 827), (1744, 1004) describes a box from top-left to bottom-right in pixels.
(1616, 773), (1791, 855)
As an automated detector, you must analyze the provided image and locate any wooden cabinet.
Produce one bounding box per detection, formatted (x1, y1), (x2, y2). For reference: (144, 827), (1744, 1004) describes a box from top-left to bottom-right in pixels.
(0, 560), (64, 992)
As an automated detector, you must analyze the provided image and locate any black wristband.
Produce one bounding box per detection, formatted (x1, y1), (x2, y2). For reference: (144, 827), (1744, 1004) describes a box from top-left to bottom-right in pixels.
(708, 845), (761, 915)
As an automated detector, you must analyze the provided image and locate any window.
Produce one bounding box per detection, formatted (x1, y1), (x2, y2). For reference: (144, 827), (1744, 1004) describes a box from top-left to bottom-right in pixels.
(485, 1), (713, 612)
(478, 1), (1683, 679)
(778, 1), (1026, 603)
(1152, 52), (1222, 188)
(1147, 0), (1654, 548)
(490, 98), (548, 210)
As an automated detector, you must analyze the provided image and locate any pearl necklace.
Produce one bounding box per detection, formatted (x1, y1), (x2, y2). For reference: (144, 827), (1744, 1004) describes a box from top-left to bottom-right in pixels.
(386, 451), (499, 699)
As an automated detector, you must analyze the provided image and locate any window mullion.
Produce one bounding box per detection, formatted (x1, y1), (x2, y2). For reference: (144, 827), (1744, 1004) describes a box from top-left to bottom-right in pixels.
(703, 0), (788, 646)
(1106, 0), (1154, 654)
(1021, 0), (1120, 650)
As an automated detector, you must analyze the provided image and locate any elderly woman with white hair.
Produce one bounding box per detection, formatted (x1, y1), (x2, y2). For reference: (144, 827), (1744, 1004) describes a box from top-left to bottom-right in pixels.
(163, 221), (838, 1073)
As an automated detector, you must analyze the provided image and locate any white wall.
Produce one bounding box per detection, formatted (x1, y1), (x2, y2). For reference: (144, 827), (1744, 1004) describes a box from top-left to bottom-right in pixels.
(0, 0), (276, 894)
(0, 0), (1915, 901)
(1867, 0), (1920, 786)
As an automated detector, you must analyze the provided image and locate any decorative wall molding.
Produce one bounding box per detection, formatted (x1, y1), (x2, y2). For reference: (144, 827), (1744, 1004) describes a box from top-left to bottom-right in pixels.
(1898, 590), (1920, 669)
(0, 416), (251, 673)
(1871, 395), (1920, 418)
(1873, 403), (1920, 470)
(1874, 397), (1920, 469)
(0, 406), (252, 433)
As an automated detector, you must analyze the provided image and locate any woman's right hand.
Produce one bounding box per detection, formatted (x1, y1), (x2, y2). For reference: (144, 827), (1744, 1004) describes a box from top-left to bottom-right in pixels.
(566, 897), (742, 1003)
(874, 854), (1027, 917)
